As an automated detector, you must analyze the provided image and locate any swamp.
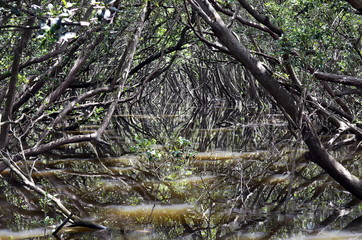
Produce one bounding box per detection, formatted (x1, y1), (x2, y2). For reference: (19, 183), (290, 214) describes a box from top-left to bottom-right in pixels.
(0, 0), (362, 239)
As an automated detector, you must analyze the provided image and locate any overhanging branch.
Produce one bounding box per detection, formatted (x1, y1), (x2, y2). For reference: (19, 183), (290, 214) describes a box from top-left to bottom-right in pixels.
(314, 71), (362, 88)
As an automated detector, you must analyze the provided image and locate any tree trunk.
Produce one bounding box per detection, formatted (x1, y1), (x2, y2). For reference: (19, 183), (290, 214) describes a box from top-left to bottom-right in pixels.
(189, 0), (362, 199)
(0, 17), (35, 149)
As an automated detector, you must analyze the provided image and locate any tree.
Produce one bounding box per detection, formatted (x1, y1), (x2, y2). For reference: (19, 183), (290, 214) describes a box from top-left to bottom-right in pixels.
(0, 0), (362, 231)
(0, 0), (189, 226)
(186, 0), (362, 198)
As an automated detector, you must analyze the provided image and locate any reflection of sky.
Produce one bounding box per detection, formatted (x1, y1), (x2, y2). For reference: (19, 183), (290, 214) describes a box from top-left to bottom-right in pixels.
(0, 228), (53, 239)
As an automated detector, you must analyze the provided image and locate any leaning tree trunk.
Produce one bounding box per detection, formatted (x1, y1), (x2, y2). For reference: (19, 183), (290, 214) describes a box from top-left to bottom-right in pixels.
(188, 0), (362, 199)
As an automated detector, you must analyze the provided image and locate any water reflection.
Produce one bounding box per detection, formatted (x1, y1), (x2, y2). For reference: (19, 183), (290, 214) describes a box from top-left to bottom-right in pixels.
(283, 231), (362, 240)
(0, 228), (53, 240)
(1, 104), (361, 239)
(1, 146), (361, 240)
(104, 203), (194, 222)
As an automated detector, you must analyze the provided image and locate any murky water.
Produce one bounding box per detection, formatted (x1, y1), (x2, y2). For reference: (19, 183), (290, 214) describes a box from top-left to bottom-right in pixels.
(1, 108), (361, 239)
(2, 150), (362, 239)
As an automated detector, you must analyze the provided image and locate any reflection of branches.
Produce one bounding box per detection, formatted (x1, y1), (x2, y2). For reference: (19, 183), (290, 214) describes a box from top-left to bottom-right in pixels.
(310, 198), (361, 235)
(1, 152), (72, 218)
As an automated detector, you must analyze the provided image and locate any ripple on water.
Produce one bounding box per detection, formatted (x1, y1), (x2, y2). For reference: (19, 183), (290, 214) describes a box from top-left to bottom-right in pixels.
(0, 228), (53, 240)
(194, 150), (269, 161)
(103, 203), (195, 223)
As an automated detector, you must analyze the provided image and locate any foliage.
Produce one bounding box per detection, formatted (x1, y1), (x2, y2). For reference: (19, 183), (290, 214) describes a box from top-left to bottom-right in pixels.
(265, 0), (362, 73)
(0, 0), (362, 238)
(130, 135), (162, 161)
(169, 136), (195, 159)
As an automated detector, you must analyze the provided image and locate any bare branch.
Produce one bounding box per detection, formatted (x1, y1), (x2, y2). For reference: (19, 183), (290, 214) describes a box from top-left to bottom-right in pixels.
(236, 0), (283, 36)
(130, 26), (190, 75)
(0, 25), (39, 30)
(35, 33), (104, 117)
(21, 134), (96, 158)
(37, 86), (113, 145)
(1, 154), (71, 217)
(209, 0), (280, 39)
(0, 27), (99, 82)
(314, 71), (362, 88)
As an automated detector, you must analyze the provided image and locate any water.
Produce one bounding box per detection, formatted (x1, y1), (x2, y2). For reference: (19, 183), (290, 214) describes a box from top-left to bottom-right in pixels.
(1, 108), (361, 239)
(1, 149), (361, 239)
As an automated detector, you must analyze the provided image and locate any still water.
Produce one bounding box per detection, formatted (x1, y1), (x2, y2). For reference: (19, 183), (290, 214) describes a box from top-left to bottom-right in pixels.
(0, 109), (361, 239)
(1, 149), (362, 239)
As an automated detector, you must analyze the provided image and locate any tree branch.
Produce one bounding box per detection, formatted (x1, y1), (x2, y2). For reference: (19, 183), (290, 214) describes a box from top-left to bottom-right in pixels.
(314, 71), (362, 88)
(236, 0), (283, 36)
(96, 2), (150, 138)
(0, 17), (35, 149)
(21, 134), (96, 158)
(209, 0), (280, 39)
(35, 33), (104, 117)
(130, 26), (190, 75)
